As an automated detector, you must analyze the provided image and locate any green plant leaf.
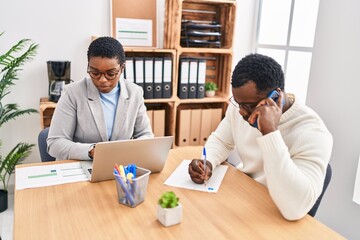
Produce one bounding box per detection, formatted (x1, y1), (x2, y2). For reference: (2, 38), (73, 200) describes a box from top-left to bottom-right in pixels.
(0, 32), (38, 190)
(205, 82), (219, 91)
(158, 191), (179, 208)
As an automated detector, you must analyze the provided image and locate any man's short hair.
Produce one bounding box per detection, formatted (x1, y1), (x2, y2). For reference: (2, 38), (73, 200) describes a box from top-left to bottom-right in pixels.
(231, 53), (284, 92)
(87, 37), (125, 65)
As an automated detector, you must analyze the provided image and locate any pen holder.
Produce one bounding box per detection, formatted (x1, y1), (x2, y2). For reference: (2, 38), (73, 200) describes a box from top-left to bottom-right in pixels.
(114, 167), (151, 208)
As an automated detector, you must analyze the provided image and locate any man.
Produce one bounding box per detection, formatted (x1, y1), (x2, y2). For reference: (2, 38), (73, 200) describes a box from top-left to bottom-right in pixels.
(188, 53), (333, 220)
(47, 37), (153, 160)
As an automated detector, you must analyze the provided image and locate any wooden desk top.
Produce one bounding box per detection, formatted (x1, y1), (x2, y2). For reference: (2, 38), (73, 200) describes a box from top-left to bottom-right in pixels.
(14, 146), (344, 240)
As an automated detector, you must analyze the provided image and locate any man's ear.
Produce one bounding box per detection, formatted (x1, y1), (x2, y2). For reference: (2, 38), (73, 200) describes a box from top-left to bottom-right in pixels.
(121, 63), (125, 74)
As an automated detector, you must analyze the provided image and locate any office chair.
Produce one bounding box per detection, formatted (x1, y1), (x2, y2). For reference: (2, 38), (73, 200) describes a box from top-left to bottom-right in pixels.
(38, 127), (56, 162)
(308, 164), (332, 217)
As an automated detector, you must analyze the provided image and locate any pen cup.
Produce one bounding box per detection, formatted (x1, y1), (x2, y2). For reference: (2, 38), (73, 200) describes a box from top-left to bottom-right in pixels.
(114, 167), (151, 208)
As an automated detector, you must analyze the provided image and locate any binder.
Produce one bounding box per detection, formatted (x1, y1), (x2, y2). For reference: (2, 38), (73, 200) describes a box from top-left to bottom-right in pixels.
(197, 59), (206, 98)
(146, 110), (153, 132)
(134, 57), (144, 90)
(188, 59), (198, 99)
(124, 57), (135, 83)
(177, 109), (191, 146)
(153, 58), (163, 99)
(144, 58), (154, 99)
(162, 57), (172, 98)
(153, 109), (165, 137)
(200, 109), (212, 145)
(190, 109), (201, 146)
(178, 58), (190, 99)
(210, 108), (223, 132)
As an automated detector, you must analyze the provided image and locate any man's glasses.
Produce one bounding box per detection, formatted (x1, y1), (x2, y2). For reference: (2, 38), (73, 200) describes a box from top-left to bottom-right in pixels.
(229, 96), (259, 112)
(87, 68), (121, 80)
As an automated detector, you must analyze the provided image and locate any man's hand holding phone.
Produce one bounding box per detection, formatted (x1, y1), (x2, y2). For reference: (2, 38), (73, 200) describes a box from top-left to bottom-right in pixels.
(188, 159), (213, 184)
(248, 90), (284, 135)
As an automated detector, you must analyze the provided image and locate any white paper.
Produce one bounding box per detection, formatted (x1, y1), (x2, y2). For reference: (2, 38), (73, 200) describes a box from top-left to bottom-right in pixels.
(164, 160), (228, 193)
(353, 155), (360, 204)
(15, 162), (88, 190)
(116, 18), (152, 46)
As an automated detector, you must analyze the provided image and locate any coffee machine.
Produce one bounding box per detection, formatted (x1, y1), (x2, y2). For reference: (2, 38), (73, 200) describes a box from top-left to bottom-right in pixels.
(47, 61), (72, 102)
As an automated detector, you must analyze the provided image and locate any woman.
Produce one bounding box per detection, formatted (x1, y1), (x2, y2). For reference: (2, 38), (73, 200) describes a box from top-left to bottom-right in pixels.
(48, 37), (153, 160)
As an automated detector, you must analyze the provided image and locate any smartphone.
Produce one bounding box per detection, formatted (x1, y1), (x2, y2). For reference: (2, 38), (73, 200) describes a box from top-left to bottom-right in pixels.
(250, 90), (283, 129)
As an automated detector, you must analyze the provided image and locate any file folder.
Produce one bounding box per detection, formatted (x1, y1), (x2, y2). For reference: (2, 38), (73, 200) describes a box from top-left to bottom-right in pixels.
(197, 59), (206, 99)
(188, 59), (198, 99)
(211, 108), (223, 132)
(200, 109), (212, 145)
(125, 57), (135, 83)
(153, 58), (163, 99)
(144, 58), (154, 99)
(190, 109), (201, 146)
(162, 57), (172, 98)
(134, 57), (144, 90)
(147, 110), (153, 131)
(153, 109), (165, 137)
(178, 58), (190, 99)
(177, 109), (191, 146)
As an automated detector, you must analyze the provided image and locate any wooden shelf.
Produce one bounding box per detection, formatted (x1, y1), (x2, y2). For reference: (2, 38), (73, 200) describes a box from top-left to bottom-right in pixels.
(40, 98), (56, 130)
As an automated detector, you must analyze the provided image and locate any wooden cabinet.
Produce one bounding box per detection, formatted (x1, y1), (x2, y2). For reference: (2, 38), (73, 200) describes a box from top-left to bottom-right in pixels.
(40, 0), (236, 146)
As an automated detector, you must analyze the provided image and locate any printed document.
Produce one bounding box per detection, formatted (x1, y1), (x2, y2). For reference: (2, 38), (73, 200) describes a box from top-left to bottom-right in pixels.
(15, 162), (88, 190)
(116, 18), (152, 46)
(164, 159), (228, 193)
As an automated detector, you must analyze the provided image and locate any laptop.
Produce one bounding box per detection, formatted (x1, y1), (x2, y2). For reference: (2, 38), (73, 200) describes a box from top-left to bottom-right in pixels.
(80, 136), (174, 182)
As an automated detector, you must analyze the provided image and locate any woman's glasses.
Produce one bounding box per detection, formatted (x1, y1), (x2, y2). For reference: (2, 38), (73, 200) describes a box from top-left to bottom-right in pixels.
(87, 68), (121, 80)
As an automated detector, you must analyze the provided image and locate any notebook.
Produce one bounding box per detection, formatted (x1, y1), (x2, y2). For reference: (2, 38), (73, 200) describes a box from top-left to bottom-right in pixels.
(80, 136), (174, 182)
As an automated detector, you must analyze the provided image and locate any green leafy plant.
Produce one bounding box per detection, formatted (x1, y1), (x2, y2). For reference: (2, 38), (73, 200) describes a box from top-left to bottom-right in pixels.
(0, 32), (38, 191)
(158, 191), (179, 208)
(205, 82), (218, 91)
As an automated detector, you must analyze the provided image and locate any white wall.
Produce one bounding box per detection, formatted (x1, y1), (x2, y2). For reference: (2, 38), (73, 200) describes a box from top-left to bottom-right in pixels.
(307, 0), (360, 238)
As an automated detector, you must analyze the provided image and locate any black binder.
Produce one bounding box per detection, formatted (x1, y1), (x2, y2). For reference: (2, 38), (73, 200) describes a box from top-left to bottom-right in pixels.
(153, 57), (163, 98)
(144, 57), (153, 99)
(162, 57), (172, 98)
(196, 59), (206, 98)
(178, 58), (189, 99)
(188, 58), (198, 99)
(134, 57), (144, 90)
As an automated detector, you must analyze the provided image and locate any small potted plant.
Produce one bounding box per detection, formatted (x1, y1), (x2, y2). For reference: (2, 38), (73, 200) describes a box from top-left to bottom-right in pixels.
(157, 191), (182, 227)
(205, 82), (218, 97)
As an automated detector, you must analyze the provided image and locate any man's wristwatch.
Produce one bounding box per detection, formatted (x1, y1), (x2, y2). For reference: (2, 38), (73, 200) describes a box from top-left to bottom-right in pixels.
(88, 144), (96, 159)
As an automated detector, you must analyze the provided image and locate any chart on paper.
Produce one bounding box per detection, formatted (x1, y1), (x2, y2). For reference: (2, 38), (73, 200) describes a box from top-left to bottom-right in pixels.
(15, 162), (88, 190)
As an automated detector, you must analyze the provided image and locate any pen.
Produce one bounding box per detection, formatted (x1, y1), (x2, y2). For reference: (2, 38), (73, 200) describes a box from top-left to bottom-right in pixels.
(202, 147), (207, 172)
(119, 164), (126, 182)
(201, 147), (207, 185)
(114, 168), (135, 206)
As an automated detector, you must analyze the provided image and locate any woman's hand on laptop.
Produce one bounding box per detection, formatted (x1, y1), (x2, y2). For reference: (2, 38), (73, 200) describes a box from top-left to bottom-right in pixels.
(188, 159), (212, 184)
(88, 144), (96, 159)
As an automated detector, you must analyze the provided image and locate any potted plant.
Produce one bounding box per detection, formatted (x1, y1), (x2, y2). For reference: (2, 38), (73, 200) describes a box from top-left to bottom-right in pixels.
(205, 82), (218, 97)
(0, 32), (38, 212)
(157, 191), (182, 227)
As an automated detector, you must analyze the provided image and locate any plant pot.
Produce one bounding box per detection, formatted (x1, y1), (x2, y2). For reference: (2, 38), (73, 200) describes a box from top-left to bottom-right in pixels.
(157, 203), (182, 227)
(0, 189), (8, 213)
(205, 90), (216, 97)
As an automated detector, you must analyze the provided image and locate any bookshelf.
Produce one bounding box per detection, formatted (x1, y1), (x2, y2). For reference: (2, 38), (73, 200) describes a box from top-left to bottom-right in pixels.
(39, 0), (236, 147)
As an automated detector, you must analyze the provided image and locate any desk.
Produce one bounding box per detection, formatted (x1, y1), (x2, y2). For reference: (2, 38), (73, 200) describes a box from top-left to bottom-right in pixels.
(14, 146), (344, 239)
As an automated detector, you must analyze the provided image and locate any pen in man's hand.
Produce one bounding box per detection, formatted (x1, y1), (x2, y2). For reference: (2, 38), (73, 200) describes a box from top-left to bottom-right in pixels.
(201, 147), (207, 184)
